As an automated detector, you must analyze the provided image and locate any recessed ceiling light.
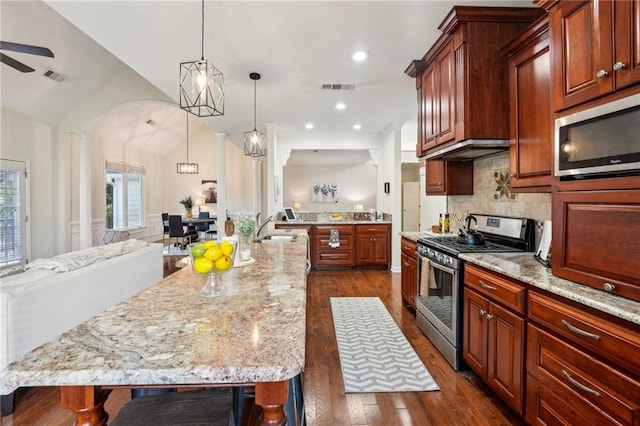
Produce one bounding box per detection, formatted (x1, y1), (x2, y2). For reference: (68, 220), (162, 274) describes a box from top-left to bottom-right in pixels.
(305, 122), (314, 129)
(335, 102), (346, 110)
(352, 51), (370, 62)
(353, 123), (362, 130)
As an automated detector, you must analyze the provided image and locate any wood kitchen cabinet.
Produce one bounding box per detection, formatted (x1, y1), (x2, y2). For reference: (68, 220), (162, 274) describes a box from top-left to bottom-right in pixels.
(354, 224), (390, 267)
(315, 225), (354, 268)
(463, 263), (526, 415)
(425, 160), (473, 195)
(540, 0), (640, 111)
(552, 188), (640, 302)
(400, 237), (418, 309)
(505, 15), (553, 192)
(526, 291), (640, 425)
(405, 7), (543, 157)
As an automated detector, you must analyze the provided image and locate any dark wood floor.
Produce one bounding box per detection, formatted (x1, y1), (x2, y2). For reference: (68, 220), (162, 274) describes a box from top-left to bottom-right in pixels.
(3, 263), (524, 425)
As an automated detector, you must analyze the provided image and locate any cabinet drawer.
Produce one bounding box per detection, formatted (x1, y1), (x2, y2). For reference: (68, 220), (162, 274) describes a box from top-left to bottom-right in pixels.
(527, 324), (640, 426)
(316, 225), (353, 235)
(464, 264), (525, 314)
(528, 291), (640, 377)
(401, 238), (417, 257)
(316, 250), (353, 266)
(316, 234), (353, 250)
(356, 224), (389, 235)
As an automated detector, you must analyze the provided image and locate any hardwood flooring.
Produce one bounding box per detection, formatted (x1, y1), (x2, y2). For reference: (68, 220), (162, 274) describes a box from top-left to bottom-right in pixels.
(3, 266), (524, 426)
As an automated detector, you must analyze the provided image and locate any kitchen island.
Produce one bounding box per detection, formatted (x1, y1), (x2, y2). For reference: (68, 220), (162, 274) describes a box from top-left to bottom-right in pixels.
(0, 232), (309, 425)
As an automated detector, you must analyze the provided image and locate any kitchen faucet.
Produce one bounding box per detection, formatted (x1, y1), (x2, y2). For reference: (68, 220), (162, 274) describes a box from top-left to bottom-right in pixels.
(255, 215), (274, 239)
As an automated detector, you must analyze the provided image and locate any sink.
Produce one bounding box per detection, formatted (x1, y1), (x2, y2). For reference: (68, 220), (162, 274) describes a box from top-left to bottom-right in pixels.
(258, 234), (297, 242)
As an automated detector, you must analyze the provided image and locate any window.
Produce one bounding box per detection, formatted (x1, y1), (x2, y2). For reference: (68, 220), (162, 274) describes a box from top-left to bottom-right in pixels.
(0, 159), (27, 267)
(105, 160), (145, 230)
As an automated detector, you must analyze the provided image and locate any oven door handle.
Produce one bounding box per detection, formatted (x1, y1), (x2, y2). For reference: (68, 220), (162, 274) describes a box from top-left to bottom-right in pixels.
(419, 254), (456, 275)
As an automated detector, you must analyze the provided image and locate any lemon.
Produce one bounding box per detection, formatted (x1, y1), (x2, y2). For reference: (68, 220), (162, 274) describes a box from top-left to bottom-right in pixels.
(191, 244), (206, 258)
(203, 240), (218, 249)
(193, 257), (214, 274)
(204, 246), (223, 262)
(220, 241), (234, 256)
(214, 255), (232, 271)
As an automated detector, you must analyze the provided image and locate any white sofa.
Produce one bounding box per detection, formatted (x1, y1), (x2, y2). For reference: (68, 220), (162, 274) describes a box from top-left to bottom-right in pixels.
(0, 239), (163, 408)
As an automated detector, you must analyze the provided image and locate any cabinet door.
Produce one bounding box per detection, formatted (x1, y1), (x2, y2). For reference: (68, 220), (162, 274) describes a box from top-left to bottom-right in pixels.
(549, 0), (614, 111)
(508, 19), (553, 191)
(436, 39), (456, 145)
(422, 63), (438, 152)
(487, 302), (525, 414)
(425, 161), (445, 194)
(372, 234), (389, 265)
(407, 255), (417, 309)
(463, 288), (489, 377)
(613, 0), (640, 89)
(401, 253), (417, 309)
(354, 235), (373, 264)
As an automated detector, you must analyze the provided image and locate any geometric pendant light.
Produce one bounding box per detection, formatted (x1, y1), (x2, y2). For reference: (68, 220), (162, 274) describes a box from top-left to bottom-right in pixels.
(179, 0), (224, 117)
(176, 112), (199, 174)
(243, 72), (267, 157)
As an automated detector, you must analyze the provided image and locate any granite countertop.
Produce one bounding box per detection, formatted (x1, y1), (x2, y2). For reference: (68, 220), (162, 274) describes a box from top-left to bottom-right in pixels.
(0, 234), (309, 394)
(400, 231), (456, 242)
(460, 252), (640, 326)
(276, 220), (392, 225)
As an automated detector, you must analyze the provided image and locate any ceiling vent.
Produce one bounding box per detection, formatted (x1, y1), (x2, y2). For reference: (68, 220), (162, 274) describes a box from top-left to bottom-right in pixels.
(43, 68), (66, 82)
(321, 83), (355, 91)
(145, 119), (156, 126)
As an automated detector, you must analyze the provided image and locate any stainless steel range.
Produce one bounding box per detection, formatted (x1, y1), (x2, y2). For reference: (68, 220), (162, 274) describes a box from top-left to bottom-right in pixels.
(415, 214), (535, 370)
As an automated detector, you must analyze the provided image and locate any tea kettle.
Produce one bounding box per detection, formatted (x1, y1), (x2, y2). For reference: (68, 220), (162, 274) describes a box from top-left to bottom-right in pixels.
(457, 215), (485, 245)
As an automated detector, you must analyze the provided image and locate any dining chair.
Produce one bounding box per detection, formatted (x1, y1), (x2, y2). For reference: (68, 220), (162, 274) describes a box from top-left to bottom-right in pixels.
(161, 213), (170, 245)
(168, 215), (192, 251)
(196, 212), (217, 241)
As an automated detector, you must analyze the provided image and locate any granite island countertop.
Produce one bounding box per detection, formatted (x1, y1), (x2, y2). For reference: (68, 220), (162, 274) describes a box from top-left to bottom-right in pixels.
(460, 252), (640, 326)
(276, 220), (392, 225)
(0, 233), (309, 394)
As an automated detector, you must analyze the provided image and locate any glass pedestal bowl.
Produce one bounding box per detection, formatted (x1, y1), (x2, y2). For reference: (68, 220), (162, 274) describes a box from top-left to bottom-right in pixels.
(188, 240), (237, 297)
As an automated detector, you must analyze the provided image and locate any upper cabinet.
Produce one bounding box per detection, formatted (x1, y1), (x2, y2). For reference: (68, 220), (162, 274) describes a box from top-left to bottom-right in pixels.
(406, 6), (544, 158)
(539, 0), (640, 111)
(505, 15), (553, 192)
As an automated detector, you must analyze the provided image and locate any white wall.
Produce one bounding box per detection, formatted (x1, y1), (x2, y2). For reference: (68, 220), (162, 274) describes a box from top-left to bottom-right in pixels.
(283, 163), (377, 212)
(0, 108), (58, 260)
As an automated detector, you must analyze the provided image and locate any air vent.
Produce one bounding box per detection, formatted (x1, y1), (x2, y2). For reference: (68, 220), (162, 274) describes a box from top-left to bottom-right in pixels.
(43, 68), (66, 82)
(321, 83), (355, 91)
(146, 119), (156, 126)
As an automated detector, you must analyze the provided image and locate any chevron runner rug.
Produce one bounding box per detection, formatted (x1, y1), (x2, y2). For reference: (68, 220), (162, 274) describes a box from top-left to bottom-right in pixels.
(330, 297), (440, 393)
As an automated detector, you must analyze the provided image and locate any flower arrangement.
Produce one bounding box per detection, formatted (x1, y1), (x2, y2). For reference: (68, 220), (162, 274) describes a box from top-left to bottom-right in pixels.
(236, 214), (257, 236)
(179, 195), (194, 209)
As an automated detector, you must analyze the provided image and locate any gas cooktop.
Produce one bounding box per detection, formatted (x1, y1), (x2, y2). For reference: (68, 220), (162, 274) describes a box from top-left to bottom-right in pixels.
(418, 236), (524, 256)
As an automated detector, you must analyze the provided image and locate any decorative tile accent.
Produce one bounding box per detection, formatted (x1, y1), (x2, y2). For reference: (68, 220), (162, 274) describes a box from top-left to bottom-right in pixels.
(493, 170), (516, 200)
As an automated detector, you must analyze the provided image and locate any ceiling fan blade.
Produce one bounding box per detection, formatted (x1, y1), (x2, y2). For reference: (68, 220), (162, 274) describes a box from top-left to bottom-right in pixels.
(0, 41), (54, 58)
(0, 53), (35, 72)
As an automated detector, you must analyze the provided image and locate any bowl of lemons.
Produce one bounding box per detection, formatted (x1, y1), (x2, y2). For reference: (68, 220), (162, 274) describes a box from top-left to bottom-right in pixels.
(189, 240), (237, 297)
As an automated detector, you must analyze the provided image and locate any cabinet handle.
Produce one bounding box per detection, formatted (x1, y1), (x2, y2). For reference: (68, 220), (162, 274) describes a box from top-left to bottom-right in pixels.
(613, 61), (626, 71)
(485, 313), (494, 320)
(596, 69), (609, 78)
(368, 228), (377, 231)
(562, 370), (600, 398)
(479, 280), (497, 291)
(403, 245), (411, 250)
(561, 320), (601, 341)
(603, 282), (615, 293)
(403, 262), (409, 267)
(479, 309), (487, 318)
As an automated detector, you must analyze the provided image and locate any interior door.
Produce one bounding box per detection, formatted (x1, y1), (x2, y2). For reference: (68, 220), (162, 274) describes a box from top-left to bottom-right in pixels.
(402, 181), (420, 232)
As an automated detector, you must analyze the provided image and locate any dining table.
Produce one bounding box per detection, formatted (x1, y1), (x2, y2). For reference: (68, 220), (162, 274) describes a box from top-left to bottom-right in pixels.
(0, 231), (309, 425)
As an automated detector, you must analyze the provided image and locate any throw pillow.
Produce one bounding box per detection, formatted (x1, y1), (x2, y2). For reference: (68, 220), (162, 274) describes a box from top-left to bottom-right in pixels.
(98, 230), (131, 246)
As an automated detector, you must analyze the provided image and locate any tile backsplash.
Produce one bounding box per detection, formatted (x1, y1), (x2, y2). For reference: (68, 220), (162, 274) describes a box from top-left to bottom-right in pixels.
(448, 152), (551, 247)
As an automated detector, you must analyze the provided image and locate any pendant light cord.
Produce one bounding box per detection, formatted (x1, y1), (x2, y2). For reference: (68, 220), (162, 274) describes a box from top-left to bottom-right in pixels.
(186, 112), (190, 162)
(253, 79), (257, 131)
(200, 0), (205, 60)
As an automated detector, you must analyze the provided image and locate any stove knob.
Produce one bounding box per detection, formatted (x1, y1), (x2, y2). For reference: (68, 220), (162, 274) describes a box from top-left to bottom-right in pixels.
(436, 253), (443, 263)
(443, 257), (450, 266)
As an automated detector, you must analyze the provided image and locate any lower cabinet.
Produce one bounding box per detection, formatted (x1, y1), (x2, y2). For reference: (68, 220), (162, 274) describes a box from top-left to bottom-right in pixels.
(400, 238), (417, 309)
(315, 225), (354, 268)
(354, 224), (390, 267)
(463, 263), (526, 415)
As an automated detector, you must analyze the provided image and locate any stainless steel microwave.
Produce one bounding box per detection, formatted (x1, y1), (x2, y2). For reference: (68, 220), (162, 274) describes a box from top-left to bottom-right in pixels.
(555, 93), (640, 179)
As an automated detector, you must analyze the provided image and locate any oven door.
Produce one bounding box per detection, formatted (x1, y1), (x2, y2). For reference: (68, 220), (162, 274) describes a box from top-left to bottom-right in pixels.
(416, 253), (459, 346)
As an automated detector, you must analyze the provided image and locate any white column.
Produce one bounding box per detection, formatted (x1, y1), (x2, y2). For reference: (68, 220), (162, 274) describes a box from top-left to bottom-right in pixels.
(264, 123), (278, 220)
(215, 132), (227, 236)
(78, 131), (92, 248)
(252, 160), (261, 217)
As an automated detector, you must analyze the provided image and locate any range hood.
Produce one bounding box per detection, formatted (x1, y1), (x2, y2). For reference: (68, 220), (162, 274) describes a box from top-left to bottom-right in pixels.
(423, 139), (509, 161)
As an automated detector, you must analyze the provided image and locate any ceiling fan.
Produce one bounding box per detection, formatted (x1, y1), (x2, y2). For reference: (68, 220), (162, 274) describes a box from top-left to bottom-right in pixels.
(0, 41), (54, 73)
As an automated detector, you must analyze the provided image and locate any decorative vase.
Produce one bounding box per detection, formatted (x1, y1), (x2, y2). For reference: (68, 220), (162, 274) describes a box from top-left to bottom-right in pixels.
(185, 208), (193, 219)
(225, 220), (235, 237)
(239, 233), (252, 261)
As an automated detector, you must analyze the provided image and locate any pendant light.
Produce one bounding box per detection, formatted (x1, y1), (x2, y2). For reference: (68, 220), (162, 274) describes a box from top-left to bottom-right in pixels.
(244, 72), (267, 157)
(177, 112), (199, 174)
(179, 0), (224, 117)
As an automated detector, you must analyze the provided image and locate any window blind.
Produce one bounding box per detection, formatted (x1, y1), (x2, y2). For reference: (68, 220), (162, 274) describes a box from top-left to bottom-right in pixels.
(0, 159), (27, 267)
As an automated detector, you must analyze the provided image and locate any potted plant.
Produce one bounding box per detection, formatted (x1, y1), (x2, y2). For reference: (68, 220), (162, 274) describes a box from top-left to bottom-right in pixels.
(179, 195), (195, 219)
